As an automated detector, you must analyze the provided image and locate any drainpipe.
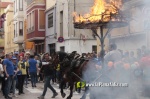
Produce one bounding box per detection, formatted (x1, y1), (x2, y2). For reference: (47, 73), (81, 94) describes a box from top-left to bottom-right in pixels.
(54, 2), (57, 52)
(54, 3), (56, 37)
(73, 0), (75, 37)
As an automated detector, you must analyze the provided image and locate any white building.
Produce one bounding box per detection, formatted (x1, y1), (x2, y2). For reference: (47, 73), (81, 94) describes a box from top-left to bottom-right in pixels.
(13, 0), (25, 52)
(45, 0), (97, 54)
(109, 0), (150, 53)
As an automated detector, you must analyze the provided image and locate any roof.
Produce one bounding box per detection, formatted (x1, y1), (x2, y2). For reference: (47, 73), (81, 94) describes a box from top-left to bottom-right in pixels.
(0, 2), (13, 8)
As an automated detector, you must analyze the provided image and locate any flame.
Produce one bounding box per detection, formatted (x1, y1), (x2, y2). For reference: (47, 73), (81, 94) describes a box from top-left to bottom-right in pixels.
(73, 0), (122, 23)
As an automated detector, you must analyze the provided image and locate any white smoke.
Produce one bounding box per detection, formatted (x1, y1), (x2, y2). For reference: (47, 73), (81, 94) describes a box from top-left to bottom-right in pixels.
(82, 0), (150, 99)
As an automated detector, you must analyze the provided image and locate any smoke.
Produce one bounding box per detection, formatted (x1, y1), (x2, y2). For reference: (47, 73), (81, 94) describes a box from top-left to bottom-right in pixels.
(83, 59), (145, 99)
(82, 1), (150, 99)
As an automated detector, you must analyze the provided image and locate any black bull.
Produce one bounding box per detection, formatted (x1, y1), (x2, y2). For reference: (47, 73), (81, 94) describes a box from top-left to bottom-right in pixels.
(52, 51), (89, 99)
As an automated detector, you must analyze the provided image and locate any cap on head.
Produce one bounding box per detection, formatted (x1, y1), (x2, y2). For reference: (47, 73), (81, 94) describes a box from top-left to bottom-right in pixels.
(25, 52), (30, 55)
(14, 51), (19, 55)
(12, 56), (17, 60)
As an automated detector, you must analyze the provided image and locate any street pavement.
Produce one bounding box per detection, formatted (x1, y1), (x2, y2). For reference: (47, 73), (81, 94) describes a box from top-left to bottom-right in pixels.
(0, 82), (150, 99)
(0, 82), (89, 99)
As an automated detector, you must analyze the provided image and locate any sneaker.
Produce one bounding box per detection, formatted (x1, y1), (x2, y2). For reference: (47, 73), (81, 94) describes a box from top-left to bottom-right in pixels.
(13, 94), (18, 98)
(8, 93), (12, 96)
(21, 92), (25, 94)
(51, 92), (58, 98)
(37, 96), (44, 99)
(74, 91), (79, 95)
(5, 96), (12, 99)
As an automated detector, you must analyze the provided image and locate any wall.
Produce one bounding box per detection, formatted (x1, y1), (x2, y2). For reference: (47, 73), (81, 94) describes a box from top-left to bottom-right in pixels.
(107, 1), (150, 53)
(56, 40), (96, 54)
(45, 7), (57, 53)
(46, 0), (56, 10)
(4, 4), (18, 54)
(55, 0), (97, 54)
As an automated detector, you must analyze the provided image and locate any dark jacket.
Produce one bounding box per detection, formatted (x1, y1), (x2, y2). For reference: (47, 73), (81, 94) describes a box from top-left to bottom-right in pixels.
(42, 60), (54, 76)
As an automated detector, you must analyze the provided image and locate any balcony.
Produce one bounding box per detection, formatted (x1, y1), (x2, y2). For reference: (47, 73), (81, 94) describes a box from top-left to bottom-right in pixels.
(13, 36), (24, 44)
(27, 0), (45, 7)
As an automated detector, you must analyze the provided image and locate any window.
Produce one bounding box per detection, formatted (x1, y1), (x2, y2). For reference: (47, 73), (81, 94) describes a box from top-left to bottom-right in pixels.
(39, 10), (45, 29)
(60, 11), (63, 36)
(92, 45), (97, 53)
(41, 44), (44, 53)
(16, 22), (17, 37)
(14, 24), (15, 37)
(49, 43), (55, 55)
(31, 11), (35, 30)
(27, 15), (29, 31)
(60, 46), (65, 52)
(19, 0), (23, 11)
(16, 0), (17, 12)
(19, 21), (23, 36)
(35, 45), (38, 53)
(48, 13), (53, 28)
(30, 13), (31, 30)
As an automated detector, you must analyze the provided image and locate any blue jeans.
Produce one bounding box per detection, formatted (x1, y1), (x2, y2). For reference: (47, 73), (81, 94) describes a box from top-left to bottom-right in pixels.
(42, 76), (56, 96)
(24, 75), (28, 85)
(4, 75), (13, 97)
(30, 72), (37, 87)
(12, 79), (16, 94)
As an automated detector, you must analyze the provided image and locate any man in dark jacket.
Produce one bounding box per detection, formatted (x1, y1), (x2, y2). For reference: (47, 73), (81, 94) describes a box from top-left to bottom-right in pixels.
(38, 53), (58, 99)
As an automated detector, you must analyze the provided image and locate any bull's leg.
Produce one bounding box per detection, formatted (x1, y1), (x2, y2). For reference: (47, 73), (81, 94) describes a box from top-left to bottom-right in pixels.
(60, 79), (66, 98)
(66, 82), (74, 99)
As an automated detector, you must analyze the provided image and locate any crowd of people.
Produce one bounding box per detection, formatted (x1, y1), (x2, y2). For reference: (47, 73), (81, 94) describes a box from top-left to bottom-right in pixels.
(0, 44), (149, 99)
(0, 51), (59, 99)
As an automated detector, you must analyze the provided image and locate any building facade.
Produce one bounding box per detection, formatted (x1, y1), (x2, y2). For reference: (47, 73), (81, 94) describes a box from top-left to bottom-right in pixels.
(13, 0), (25, 52)
(4, 4), (18, 54)
(45, 0), (97, 55)
(0, 1), (12, 55)
(106, 0), (150, 53)
(45, 0), (56, 54)
(26, 0), (46, 54)
(23, 0), (34, 54)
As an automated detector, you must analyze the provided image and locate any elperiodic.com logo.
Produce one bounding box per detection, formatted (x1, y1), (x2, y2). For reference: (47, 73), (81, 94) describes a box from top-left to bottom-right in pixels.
(86, 82), (128, 87)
